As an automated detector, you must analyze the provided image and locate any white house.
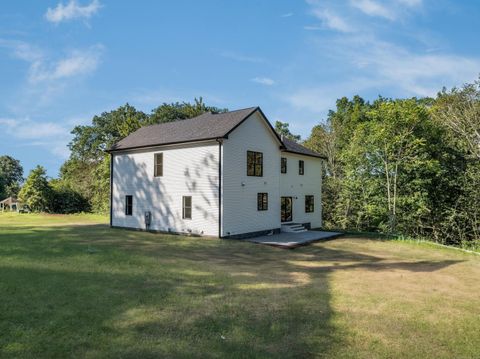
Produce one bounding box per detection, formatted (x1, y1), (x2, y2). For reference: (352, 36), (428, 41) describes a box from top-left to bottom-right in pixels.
(108, 107), (325, 238)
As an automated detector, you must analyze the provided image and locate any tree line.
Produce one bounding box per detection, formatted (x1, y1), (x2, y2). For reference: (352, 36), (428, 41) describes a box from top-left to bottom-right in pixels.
(2, 81), (478, 248)
(304, 80), (479, 249)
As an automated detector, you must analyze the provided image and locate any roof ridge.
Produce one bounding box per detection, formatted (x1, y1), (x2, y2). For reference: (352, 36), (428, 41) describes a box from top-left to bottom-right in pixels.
(139, 107), (257, 129)
(137, 111), (213, 130)
(216, 106), (258, 114)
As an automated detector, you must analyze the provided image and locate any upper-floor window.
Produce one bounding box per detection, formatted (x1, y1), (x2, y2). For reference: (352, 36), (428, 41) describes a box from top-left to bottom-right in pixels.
(125, 195), (133, 216)
(182, 196), (192, 219)
(154, 153), (163, 177)
(305, 195), (314, 213)
(281, 157), (287, 174)
(299, 160), (305, 175)
(257, 193), (268, 211)
(247, 151), (263, 177)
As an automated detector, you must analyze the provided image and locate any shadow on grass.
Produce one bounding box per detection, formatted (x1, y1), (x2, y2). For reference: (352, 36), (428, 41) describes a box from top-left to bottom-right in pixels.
(0, 224), (464, 358)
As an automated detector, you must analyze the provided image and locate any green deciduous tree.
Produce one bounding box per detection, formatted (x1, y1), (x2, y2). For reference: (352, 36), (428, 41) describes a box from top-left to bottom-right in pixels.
(0, 155), (23, 199)
(431, 79), (480, 247)
(49, 179), (90, 214)
(305, 97), (447, 235)
(274, 121), (301, 141)
(149, 97), (226, 125)
(18, 166), (51, 212)
(434, 79), (480, 159)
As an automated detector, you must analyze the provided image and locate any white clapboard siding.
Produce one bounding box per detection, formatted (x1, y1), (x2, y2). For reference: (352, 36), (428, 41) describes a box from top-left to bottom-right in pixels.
(221, 111), (282, 236)
(112, 141), (219, 236)
(279, 153), (322, 228)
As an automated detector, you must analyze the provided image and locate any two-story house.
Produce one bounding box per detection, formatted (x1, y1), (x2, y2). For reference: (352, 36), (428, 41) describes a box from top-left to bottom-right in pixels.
(108, 107), (325, 238)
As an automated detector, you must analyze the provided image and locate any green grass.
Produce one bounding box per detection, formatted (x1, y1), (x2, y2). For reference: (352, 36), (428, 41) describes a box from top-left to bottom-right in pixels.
(0, 213), (479, 358)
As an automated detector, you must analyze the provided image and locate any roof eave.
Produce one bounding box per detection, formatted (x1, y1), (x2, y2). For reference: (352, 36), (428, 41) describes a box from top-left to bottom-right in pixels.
(282, 149), (327, 160)
(106, 136), (225, 153)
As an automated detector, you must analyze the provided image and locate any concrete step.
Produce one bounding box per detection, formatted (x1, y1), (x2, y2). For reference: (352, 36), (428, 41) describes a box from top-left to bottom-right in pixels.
(281, 223), (307, 233)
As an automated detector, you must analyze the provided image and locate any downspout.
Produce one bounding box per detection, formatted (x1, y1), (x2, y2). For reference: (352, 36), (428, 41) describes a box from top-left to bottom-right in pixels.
(109, 152), (113, 227)
(216, 138), (223, 238)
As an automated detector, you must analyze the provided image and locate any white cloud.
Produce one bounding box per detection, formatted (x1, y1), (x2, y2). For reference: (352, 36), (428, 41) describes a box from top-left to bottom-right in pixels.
(281, 12), (294, 17)
(303, 25), (323, 31)
(310, 8), (354, 32)
(45, 0), (101, 24)
(284, 77), (377, 113)
(221, 51), (266, 63)
(28, 45), (104, 83)
(297, 0), (480, 109)
(350, 0), (396, 20)
(0, 118), (67, 139)
(285, 36), (480, 116)
(0, 118), (71, 159)
(0, 39), (43, 62)
(0, 118), (17, 128)
(0, 39), (103, 84)
(251, 77), (275, 86)
(396, 0), (422, 6)
(355, 40), (480, 96)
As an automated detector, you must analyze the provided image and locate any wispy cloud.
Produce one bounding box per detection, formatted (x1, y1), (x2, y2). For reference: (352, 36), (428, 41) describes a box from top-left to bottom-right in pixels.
(0, 118), (66, 139)
(281, 12), (294, 17)
(349, 39), (480, 96)
(303, 25), (323, 31)
(0, 39), (43, 62)
(45, 0), (102, 24)
(310, 8), (354, 32)
(350, 0), (395, 20)
(29, 45), (104, 83)
(0, 39), (103, 84)
(0, 118), (71, 158)
(285, 36), (480, 115)
(285, 77), (377, 113)
(251, 77), (275, 86)
(286, 0), (480, 116)
(396, 0), (422, 7)
(221, 51), (266, 63)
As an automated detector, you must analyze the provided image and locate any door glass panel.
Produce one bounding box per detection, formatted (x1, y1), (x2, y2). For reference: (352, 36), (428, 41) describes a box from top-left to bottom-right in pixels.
(281, 197), (293, 222)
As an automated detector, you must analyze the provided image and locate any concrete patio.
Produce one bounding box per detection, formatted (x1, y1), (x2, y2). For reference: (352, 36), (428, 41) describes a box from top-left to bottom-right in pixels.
(246, 230), (343, 249)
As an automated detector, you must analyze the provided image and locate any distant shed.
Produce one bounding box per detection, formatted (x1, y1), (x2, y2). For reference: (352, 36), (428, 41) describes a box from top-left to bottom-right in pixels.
(0, 197), (21, 212)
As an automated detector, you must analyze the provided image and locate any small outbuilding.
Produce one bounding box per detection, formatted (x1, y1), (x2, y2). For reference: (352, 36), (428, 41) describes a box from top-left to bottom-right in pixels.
(0, 197), (22, 212)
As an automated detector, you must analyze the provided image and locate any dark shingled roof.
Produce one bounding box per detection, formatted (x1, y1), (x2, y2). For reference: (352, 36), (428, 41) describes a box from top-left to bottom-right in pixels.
(109, 107), (258, 151)
(282, 137), (324, 158)
(109, 107), (325, 159)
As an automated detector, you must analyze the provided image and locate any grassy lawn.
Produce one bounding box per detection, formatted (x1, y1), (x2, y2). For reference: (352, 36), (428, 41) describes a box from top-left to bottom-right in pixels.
(0, 213), (479, 358)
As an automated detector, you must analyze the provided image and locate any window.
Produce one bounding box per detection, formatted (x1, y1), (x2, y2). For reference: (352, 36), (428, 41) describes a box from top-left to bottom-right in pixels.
(247, 151), (263, 176)
(305, 195), (314, 213)
(257, 193), (268, 211)
(182, 196), (192, 219)
(125, 195), (133, 216)
(299, 160), (305, 175)
(281, 157), (287, 173)
(154, 153), (163, 177)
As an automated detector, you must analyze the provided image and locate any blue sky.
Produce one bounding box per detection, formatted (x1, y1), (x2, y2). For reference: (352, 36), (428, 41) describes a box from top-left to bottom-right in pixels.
(1, 0), (479, 177)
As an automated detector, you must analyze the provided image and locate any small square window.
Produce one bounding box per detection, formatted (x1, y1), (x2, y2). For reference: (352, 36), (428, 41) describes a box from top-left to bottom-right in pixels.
(154, 153), (163, 177)
(305, 195), (314, 213)
(125, 195), (133, 216)
(257, 193), (268, 211)
(281, 157), (287, 174)
(183, 196), (192, 219)
(299, 160), (305, 175)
